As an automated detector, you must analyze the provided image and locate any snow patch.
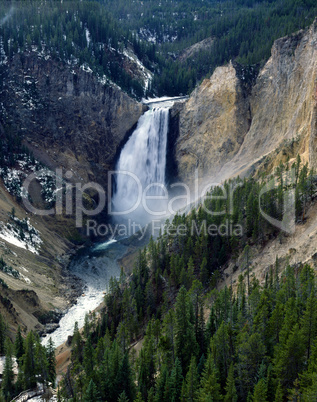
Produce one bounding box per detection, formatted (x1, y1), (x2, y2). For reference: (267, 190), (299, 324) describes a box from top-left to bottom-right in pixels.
(80, 63), (93, 73)
(0, 357), (18, 376)
(139, 27), (157, 44)
(0, 154), (62, 206)
(0, 217), (42, 254)
(85, 27), (91, 47)
(122, 48), (153, 92)
(20, 272), (32, 284)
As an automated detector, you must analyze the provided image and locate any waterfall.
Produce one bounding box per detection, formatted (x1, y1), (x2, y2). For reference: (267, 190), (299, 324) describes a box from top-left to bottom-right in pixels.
(112, 107), (169, 224)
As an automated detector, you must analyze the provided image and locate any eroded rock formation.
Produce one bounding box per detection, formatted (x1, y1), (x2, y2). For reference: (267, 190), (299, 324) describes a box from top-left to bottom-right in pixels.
(174, 20), (317, 188)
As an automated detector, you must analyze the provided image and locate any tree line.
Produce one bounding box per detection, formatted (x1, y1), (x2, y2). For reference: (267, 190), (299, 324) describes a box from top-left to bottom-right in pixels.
(59, 264), (317, 401)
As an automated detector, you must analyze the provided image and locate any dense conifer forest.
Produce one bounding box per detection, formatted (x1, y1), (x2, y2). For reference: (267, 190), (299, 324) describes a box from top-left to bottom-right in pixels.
(1, 0), (317, 97)
(1, 157), (317, 400)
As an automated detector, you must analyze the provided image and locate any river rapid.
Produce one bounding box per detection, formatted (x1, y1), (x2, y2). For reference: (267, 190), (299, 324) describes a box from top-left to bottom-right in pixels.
(42, 239), (125, 347)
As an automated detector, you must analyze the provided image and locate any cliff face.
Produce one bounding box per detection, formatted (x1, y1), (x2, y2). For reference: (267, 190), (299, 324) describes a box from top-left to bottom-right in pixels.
(175, 62), (250, 188)
(1, 51), (145, 186)
(175, 20), (317, 187)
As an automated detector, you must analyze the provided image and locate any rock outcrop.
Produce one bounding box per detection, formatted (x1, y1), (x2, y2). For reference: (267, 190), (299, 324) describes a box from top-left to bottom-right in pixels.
(175, 19), (317, 188)
(175, 62), (251, 188)
(1, 51), (146, 187)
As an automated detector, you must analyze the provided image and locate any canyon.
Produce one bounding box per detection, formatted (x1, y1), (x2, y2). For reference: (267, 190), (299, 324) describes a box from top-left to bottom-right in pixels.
(1, 19), (317, 340)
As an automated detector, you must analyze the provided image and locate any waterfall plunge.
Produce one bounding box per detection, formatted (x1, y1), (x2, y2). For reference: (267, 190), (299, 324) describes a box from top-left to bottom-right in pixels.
(112, 107), (169, 225)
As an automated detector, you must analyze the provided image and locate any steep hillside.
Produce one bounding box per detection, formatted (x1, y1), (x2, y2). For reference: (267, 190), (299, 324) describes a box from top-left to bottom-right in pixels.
(1, 51), (145, 188)
(175, 19), (317, 189)
(0, 1), (155, 99)
(0, 181), (82, 339)
(0, 48), (146, 337)
(218, 20), (317, 181)
(175, 62), (251, 188)
(1, 0), (317, 98)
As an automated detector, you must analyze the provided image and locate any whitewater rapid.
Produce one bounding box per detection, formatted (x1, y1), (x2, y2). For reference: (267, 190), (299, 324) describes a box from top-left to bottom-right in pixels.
(42, 240), (123, 347)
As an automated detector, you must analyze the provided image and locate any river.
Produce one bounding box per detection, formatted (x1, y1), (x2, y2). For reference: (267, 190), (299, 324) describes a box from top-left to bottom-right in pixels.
(42, 96), (186, 348)
(42, 239), (126, 347)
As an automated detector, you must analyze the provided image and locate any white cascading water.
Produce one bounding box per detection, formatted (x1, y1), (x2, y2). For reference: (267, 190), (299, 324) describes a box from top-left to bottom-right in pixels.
(112, 107), (169, 224)
(42, 100), (187, 348)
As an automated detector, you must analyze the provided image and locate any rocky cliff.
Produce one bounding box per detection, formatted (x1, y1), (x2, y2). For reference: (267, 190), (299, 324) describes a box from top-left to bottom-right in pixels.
(1, 51), (146, 187)
(175, 19), (317, 188)
(175, 62), (250, 188)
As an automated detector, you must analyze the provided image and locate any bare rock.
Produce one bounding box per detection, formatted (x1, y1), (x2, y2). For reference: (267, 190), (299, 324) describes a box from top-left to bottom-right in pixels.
(175, 62), (250, 189)
(174, 19), (317, 188)
(1, 51), (146, 187)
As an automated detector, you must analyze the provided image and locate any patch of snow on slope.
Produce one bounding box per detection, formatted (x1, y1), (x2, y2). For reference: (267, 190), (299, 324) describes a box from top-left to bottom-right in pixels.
(20, 272), (32, 284)
(122, 48), (153, 92)
(85, 27), (91, 47)
(0, 218), (42, 254)
(0, 154), (62, 206)
(80, 63), (93, 73)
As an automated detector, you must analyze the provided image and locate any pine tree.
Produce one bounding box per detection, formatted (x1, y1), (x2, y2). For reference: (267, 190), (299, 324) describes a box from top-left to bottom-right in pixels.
(135, 391), (144, 402)
(183, 356), (199, 402)
(22, 331), (37, 389)
(187, 257), (195, 290)
(274, 382), (284, 402)
(200, 257), (209, 285)
(198, 353), (222, 401)
(189, 280), (205, 354)
(1, 339), (15, 401)
(72, 321), (83, 368)
(83, 335), (94, 379)
(155, 365), (169, 402)
(302, 373), (317, 401)
(224, 363), (237, 402)
(211, 322), (230, 386)
(15, 326), (24, 363)
(84, 313), (90, 339)
(84, 379), (102, 402)
(46, 338), (56, 385)
(253, 378), (268, 401)
(167, 357), (183, 402)
(138, 325), (155, 400)
(35, 338), (49, 387)
(118, 390), (129, 402)
(175, 286), (198, 372)
(300, 292), (317, 361)
(274, 323), (305, 389)
(236, 332), (266, 398)
(117, 352), (135, 401)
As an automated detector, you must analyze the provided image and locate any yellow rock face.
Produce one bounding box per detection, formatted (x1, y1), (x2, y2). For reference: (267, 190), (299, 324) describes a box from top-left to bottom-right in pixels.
(176, 20), (317, 188)
(176, 62), (250, 189)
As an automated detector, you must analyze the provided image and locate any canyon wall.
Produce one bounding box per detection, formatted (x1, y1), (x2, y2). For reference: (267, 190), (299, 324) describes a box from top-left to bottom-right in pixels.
(175, 19), (317, 188)
(1, 51), (146, 186)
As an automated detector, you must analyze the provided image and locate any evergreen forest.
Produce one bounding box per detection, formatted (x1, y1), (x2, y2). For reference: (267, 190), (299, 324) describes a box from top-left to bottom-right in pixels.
(1, 0), (317, 98)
